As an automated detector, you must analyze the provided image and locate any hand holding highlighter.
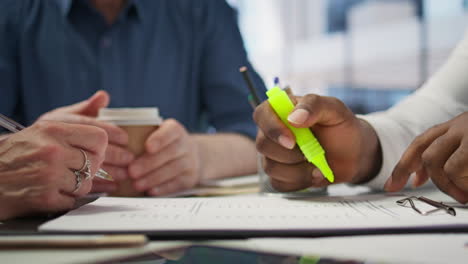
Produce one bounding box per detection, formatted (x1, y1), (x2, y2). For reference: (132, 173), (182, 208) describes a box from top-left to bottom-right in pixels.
(266, 85), (334, 183)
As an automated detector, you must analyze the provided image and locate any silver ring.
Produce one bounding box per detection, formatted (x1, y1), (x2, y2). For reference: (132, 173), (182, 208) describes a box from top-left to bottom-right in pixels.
(78, 149), (92, 180)
(73, 170), (83, 193)
(72, 149), (92, 193)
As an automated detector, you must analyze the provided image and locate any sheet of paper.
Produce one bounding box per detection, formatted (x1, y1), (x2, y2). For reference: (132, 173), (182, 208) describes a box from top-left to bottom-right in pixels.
(40, 191), (468, 233)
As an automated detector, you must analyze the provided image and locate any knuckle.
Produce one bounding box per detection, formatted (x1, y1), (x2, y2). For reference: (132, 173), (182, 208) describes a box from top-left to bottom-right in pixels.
(393, 161), (410, 176)
(329, 96), (345, 107)
(443, 162), (459, 179)
(252, 104), (265, 124)
(411, 133), (427, 147)
(95, 150), (106, 165)
(38, 121), (67, 136)
(263, 159), (275, 175)
(32, 120), (52, 131)
(421, 151), (435, 169)
(429, 123), (445, 132)
(255, 134), (269, 154)
(36, 144), (63, 162)
(265, 127), (283, 142)
(301, 94), (319, 109)
(93, 127), (109, 148)
(166, 119), (182, 130)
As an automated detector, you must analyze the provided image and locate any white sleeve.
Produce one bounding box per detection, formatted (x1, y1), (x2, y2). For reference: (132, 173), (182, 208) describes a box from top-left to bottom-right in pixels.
(359, 31), (468, 190)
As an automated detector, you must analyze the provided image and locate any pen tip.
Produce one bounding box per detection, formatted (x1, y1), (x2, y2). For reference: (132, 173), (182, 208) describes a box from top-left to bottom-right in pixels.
(239, 66), (247, 72)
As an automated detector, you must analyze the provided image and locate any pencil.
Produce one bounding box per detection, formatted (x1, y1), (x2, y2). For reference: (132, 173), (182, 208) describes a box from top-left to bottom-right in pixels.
(239, 66), (261, 106)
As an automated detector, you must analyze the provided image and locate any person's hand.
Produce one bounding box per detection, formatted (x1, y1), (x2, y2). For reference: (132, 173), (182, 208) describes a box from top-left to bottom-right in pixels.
(0, 121), (108, 220)
(128, 119), (201, 196)
(385, 112), (468, 204)
(38, 91), (134, 193)
(253, 94), (382, 192)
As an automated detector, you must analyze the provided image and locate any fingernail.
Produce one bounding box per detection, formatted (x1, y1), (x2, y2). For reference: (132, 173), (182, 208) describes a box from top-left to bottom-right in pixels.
(312, 168), (324, 179)
(288, 109), (309, 125)
(278, 135), (295, 149)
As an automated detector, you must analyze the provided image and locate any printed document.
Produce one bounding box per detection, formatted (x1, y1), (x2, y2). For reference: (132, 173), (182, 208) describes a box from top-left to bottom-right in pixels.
(40, 193), (468, 233)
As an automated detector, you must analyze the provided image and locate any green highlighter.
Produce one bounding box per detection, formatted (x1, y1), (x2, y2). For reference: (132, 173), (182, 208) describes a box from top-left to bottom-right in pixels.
(266, 85), (334, 183)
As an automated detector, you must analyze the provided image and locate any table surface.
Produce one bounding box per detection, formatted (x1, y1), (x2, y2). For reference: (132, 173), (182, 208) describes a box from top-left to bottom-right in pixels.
(1, 183), (467, 264)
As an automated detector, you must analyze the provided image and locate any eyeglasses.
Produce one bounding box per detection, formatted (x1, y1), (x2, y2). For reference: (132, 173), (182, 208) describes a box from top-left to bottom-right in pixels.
(396, 196), (456, 216)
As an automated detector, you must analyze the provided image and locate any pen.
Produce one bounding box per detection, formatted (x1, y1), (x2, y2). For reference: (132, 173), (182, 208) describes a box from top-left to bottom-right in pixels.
(0, 113), (113, 181)
(240, 66), (261, 106)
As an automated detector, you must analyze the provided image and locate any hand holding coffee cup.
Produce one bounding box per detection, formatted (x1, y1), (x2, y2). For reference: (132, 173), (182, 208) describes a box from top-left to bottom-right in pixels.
(98, 108), (162, 196)
(128, 118), (202, 197)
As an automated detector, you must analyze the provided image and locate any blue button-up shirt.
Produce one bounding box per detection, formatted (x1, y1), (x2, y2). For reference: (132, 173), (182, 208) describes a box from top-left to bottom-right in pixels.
(0, 0), (265, 138)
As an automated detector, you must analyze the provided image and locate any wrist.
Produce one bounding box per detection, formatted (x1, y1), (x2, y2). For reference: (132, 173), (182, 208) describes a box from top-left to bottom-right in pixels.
(350, 119), (382, 184)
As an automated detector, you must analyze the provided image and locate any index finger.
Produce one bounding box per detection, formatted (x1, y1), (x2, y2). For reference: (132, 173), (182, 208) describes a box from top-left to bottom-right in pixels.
(253, 101), (296, 149)
(66, 115), (128, 146)
(385, 123), (449, 192)
(145, 119), (185, 153)
(287, 95), (353, 128)
(54, 123), (109, 155)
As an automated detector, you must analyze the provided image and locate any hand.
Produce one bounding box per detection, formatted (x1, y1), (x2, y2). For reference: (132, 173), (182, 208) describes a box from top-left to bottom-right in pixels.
(128, 119), (201, 196)
(0, 121), (107, 220)
(38, 91), (134, 193)
(253, 94), (382, 192)
(385, 112), (468, 204)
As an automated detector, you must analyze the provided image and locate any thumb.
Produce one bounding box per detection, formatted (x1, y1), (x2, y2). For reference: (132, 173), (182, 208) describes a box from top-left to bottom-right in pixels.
(61, 90), (110, 117)
(286, 94), (353, 128)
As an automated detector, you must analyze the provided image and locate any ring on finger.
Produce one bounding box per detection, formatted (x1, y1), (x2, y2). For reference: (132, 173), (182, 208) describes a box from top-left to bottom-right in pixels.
(77, 149), (92, 180)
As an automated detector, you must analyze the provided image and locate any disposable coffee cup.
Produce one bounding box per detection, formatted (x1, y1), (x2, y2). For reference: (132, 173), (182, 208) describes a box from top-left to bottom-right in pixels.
(98, 108), (163, 197)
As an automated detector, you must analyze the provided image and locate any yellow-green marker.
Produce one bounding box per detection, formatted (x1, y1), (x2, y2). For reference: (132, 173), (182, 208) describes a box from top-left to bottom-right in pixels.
(266, 85), (334, 183)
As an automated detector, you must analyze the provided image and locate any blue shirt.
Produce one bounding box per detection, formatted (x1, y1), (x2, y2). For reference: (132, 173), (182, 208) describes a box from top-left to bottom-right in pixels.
(0, 0), (265, 138)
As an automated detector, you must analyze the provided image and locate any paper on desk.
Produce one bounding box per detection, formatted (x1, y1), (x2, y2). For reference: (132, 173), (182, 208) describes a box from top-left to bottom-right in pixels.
(40, 193), (468, 233)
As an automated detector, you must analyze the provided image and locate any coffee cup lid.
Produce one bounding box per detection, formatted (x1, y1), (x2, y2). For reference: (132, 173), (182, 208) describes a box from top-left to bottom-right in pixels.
(98, 108), (162, 125)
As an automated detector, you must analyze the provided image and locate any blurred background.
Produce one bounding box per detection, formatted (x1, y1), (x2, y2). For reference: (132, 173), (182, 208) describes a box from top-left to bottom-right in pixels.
(229, 0), (468, 114)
